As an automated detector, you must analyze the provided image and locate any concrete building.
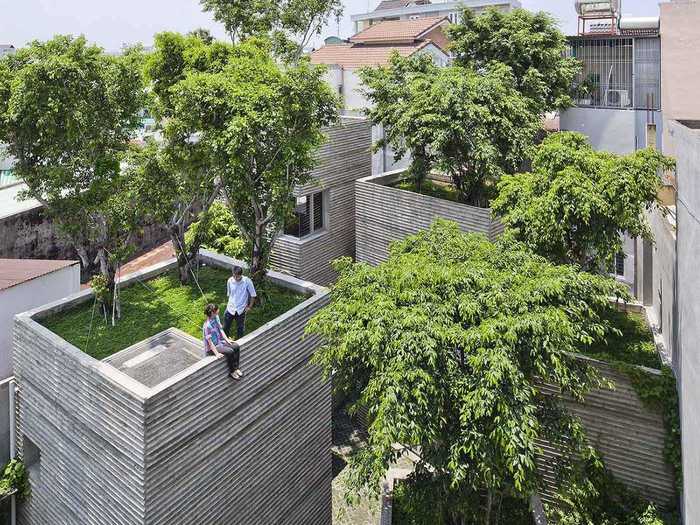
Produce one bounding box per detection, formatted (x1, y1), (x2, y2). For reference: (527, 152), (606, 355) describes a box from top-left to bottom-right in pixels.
(272, 118), (373, 286)
(311, 17), (450, 112)
(0, 259), (80, 379)
(351, 0), (521, 34)
(0, 44), (15, 58)
(660, 1), (700, 155)
(13, 251), (331, 525)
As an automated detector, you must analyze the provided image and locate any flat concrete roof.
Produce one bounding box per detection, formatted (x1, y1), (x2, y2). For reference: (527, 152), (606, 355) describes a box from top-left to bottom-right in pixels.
(0, 259), (78, 291)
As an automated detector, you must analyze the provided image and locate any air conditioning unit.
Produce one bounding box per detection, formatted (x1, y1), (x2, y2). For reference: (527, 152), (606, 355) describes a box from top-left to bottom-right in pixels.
(606, 89), (630, 107)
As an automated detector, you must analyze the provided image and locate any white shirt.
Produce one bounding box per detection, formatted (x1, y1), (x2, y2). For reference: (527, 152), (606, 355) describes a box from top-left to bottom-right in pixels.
(226, 276), (257, 315)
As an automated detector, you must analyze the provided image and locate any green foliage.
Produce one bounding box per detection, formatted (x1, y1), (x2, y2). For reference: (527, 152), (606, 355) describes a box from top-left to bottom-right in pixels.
(0, 460), (30, 501)
(42, 267), (306, 359)
(448, 7), (581, 113)
(392, 178), (460, 203)
(392, 474), (532, 525)
(155, 37), (338, 282)
(199, 0), (343, 57)
(360, 56), (540, 207)
(583, 310), (661, 370)
(548, 458), (677, 525)
(91, 275), (109, 306)
(186, 201), (246, 259)
(492, 132), (676, 272)
(308, 220), (631, 524)
(0, 35), (147, 288)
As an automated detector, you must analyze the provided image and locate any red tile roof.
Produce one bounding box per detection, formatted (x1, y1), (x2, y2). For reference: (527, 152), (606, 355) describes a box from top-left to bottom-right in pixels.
(350, 17), (447, 44)
(0, 259), (78, 291)
(310, 41), (434, 68)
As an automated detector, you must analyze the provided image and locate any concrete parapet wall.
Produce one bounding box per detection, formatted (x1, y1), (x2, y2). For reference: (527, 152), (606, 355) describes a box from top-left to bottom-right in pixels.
(13, 251), (332, 525)
(539, 356), (675, 507)
(355, 171), (501, 265)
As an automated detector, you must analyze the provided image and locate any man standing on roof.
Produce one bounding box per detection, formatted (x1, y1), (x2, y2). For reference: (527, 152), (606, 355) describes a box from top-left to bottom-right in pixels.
(224, 265), (257, 340)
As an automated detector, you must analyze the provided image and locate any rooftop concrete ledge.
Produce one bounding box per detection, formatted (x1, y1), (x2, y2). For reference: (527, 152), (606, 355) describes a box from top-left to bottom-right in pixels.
(13, 250), (333, 525)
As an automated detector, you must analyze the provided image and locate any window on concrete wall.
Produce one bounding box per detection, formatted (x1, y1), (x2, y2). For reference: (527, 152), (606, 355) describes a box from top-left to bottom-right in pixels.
(284, 191), (326, 239)
(615, 252), (625, 277)
(23, 435), (41, 483)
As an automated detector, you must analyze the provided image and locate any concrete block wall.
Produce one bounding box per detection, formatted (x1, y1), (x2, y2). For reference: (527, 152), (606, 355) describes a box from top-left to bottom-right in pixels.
(13, 251), (332, 525)
(538, 356), (676, 507)
(271, 118), (372, 286)
(355, 171), (501, 265)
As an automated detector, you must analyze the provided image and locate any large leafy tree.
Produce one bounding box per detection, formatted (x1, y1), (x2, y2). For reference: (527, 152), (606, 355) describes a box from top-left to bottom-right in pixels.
(163, 39), (338, 283)
(491, 132), (675, 273)
(308, 220), (629, 525)
(360, 56), (541, 207)
(0, 36), (146, 303)
(200, 0), (343, 57)
(449, 8), (581, 113)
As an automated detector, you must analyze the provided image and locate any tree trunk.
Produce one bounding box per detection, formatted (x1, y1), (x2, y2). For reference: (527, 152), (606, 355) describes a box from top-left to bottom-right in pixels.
(169, 224), (192, 285)
(95, 248), (118, 323)
(250, 220), (268, 288)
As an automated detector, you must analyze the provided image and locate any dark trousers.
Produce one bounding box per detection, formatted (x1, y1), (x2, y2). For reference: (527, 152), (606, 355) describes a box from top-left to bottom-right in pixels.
(224, 310), (246, 339)
(208, 341), (240, 374)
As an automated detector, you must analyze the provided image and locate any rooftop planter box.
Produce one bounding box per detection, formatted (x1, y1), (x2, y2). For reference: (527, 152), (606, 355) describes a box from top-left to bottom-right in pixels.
(13, 251), (332, 525)
(355, 170), (504, 265)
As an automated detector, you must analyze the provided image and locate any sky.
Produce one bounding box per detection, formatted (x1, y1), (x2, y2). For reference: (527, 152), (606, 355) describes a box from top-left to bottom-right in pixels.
(0, 0), (664, 52)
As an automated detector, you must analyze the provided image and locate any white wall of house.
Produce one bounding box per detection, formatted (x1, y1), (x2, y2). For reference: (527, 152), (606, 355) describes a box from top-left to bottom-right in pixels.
(0, 264), (80, 379)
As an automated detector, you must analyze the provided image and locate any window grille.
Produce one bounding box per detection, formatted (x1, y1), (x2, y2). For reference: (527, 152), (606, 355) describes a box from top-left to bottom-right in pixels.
(568, 37), (635, 109)
(284, 192), (325, 239)
(615, 252), (625, 276)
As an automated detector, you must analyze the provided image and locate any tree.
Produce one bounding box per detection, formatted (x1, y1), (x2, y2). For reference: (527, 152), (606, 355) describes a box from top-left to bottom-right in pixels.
(0, 36), (146, 310)
(308, 220), (629, 525)
(448, 8), (581, 114)
(200, 0), (343, 57)
(163, 39), (338, 283)
(491, 132), (675, 273)
(360, 56), (541, 207)
(187, 28), (215, 44)
(125, 141), (221, 284)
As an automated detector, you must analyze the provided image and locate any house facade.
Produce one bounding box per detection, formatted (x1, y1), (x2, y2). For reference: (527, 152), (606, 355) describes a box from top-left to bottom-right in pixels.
(351, 0), (521, 34)
(311, 17), (451, 113)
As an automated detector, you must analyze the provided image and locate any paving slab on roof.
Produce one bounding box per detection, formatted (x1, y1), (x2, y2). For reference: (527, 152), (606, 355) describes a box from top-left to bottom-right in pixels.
(0, 259), (78, 291)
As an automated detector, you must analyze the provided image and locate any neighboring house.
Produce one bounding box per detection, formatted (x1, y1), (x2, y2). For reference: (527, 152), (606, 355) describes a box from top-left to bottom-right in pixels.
(561, 29), (662, 155)
(0, 153), (16, 188)
(634, 120), (700, 525)
(351, 0), (521, 34)
(659, 0), (700, 156)
(0, 44), (15, 58)
(311, 17), (451, 113)
(0, 259), (80, 379)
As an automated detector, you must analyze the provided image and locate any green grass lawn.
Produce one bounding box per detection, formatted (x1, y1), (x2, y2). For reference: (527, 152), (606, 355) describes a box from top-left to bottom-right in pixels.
(584, 309), (661, 370)
(391, 179), (461, 203)
(41, 267), (308, 360)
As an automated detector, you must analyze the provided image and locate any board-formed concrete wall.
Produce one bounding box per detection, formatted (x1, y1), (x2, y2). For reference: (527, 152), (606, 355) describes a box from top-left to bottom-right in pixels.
(13, 251), (332, 525)
(272, 118), (372, 286)
(539, 355), (675, 507)
(355, 171), (501, 266)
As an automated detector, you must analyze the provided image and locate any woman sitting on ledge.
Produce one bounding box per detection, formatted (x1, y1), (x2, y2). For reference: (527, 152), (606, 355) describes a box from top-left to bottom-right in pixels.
(203, 303), (243, 380)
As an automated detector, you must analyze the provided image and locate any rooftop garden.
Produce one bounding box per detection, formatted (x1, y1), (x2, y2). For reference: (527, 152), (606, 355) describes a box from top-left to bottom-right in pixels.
(390, 178), (461, 203)
(584, 308), (661, 370)
(41, 266), (307, 360)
